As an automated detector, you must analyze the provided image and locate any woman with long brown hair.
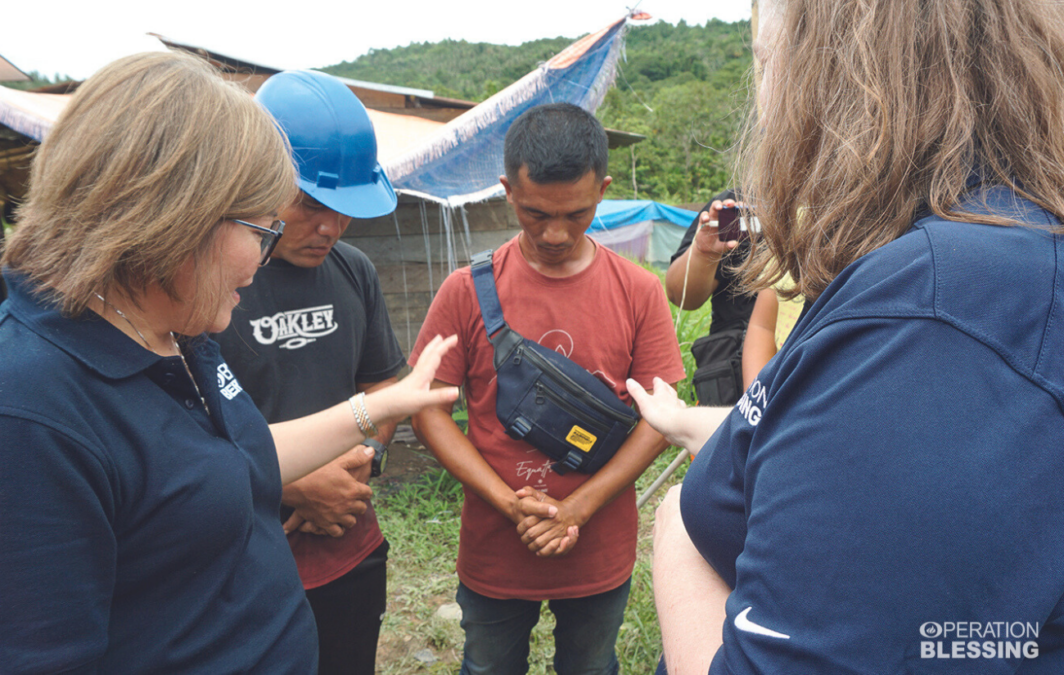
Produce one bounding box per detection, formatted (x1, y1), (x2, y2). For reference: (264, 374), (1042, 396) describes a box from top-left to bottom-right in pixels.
(633, 0), (1064, 672)
(0, 51), (457, 672)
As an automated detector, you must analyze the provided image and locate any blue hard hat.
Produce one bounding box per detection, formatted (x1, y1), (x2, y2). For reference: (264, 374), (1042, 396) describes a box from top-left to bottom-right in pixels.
(255, 70), (397, 219)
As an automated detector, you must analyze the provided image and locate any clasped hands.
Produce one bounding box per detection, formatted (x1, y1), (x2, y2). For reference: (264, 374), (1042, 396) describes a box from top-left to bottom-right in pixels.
(511, 486), (582, 558)
(282, 444), (375, 537)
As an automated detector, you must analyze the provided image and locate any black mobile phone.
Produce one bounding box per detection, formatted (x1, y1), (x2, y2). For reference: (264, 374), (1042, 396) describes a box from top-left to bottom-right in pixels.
(716, 205), (742, 241)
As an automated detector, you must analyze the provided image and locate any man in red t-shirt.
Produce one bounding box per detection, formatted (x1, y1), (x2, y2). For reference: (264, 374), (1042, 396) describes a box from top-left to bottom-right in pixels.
(409, 103), (685, 675)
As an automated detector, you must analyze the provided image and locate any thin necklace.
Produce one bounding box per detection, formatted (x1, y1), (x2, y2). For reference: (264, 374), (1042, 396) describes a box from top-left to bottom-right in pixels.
(171, 332), (211, 418)
(94, 292), (156, 352)
(94, 292), (211, 417)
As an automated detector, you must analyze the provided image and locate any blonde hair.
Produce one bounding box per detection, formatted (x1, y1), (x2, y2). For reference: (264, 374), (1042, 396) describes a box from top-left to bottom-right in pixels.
(738, 0), (1064, 300)
(2, 50), (296, 324)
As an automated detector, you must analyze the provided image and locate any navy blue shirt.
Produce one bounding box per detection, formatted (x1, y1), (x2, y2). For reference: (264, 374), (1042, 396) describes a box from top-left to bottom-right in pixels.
(683, 188), (1064, 673)
(0, 272), (317, 673)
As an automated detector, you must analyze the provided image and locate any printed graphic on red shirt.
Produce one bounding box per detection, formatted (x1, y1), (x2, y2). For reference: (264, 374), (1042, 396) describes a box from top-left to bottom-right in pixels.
(410, 236), (686, 600)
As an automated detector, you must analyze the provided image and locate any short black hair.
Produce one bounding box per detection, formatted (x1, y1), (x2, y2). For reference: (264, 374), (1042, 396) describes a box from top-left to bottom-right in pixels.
(504, 103), (608, 185)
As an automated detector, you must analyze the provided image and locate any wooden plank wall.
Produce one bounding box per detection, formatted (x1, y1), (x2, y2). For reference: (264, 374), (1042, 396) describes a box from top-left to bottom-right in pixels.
(341, 195), (521, 356)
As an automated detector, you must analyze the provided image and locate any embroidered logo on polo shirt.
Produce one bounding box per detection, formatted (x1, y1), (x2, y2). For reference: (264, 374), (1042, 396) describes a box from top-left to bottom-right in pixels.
(248, 304), (338, 350)
(217, 363), (243, 400)
(736, 379), (768, 427)
(735, 607), (790, 639)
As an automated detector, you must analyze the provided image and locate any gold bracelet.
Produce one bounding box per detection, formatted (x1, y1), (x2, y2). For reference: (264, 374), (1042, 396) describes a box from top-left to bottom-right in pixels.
(349, 392), (379, 437)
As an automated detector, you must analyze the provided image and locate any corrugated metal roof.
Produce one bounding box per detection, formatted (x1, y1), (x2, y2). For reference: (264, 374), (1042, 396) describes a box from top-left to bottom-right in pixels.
(149, 33), (287, 74)
(0, 54), (29, 83)
(0, 86), (66, 141)
(152, 34), (447, 102)
(330, 76), (435, 101)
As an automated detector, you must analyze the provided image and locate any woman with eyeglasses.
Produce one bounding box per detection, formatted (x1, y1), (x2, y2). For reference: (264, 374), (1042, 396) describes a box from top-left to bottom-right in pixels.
(632, 0), (1064, 672)
(0, 51), (457, 673)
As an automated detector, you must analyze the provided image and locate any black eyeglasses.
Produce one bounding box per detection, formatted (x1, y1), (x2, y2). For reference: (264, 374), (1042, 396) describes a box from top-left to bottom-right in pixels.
(233, 219), (285, 265)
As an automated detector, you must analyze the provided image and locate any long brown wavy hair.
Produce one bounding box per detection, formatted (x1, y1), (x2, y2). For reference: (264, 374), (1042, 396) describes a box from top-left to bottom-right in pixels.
(738, 0), (1064, 300)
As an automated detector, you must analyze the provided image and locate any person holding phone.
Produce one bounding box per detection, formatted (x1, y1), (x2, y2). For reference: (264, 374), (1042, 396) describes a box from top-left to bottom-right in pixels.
(665, 191), (749, 321)
(638, 0), (1064, 672)
(665, 191), (756, 406)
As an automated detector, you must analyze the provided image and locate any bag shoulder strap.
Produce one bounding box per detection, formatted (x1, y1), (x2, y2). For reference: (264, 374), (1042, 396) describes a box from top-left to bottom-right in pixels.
(470, 250), (507, 338)
(470, 250), (523, 368)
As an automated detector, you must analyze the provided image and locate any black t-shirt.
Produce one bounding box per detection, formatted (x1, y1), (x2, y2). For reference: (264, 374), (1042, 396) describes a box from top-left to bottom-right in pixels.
(670, 190), (756, 334)
(215, 242), (405, 424)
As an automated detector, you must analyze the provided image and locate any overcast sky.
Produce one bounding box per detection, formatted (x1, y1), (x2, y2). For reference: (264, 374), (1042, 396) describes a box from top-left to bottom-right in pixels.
(3, 0), (752, 81)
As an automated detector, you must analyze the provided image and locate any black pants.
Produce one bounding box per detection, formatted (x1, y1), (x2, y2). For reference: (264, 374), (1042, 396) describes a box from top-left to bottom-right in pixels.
(304, 539), (389, 675)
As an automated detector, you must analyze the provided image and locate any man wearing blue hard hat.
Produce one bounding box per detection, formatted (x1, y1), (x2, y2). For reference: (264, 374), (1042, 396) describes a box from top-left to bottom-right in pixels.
(215, 69), (403, 675)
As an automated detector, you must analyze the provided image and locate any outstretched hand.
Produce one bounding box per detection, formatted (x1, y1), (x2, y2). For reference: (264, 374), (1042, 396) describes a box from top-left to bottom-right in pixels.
(627, 377), (691, 447)
(365, 335), (460, 424)
(626, 377), (730, 456)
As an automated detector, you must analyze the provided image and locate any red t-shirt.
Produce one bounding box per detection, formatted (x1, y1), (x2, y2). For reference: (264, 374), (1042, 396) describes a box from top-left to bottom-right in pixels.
(410, 236), (685, 600)
(287, 505), (383, 589)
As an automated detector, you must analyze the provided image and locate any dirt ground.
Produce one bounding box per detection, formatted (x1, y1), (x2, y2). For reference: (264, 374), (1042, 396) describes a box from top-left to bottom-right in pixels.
(385, 440), (435, 472)
(373, 426), (463, 672)
(376, 432), (440, 487)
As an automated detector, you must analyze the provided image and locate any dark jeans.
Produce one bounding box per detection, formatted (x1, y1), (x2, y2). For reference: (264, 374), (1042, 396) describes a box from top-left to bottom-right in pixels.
(456, 577), (631, 675)
(304, 539), (389, 675)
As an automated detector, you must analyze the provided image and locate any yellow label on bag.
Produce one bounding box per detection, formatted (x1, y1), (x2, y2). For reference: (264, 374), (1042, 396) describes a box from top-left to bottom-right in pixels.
(566, 426), (597, 452)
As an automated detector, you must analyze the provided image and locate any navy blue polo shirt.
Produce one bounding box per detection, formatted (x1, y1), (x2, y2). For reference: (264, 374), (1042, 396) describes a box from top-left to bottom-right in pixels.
(0, 272), (317, 673)
(683, 188), (1064, 673)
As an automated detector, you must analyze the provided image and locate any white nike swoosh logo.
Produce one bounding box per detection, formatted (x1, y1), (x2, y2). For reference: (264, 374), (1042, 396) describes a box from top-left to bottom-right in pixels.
(735, 607), (791, 639)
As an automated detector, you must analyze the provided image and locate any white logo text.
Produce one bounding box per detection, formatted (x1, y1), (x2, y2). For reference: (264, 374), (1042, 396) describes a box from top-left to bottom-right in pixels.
(248, 304), (338, 350)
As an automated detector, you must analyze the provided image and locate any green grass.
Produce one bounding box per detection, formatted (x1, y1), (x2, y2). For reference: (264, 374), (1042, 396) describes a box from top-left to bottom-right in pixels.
(375, 271), (710, 673)
(375, 453), (691, 674)
(374, 469), (464, 673)
(635, 260), (715, 406)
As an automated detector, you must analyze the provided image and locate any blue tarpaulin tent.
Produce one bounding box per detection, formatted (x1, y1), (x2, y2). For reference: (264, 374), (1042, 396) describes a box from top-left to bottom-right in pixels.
(588, 199), (696, 266)
(384, 15), (633, 206)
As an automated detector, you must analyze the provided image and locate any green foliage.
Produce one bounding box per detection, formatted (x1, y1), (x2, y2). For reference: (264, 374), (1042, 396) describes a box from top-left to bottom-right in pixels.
(634, 260), (713, 405)
(377, 453), (690, 675)
(375, 468), (465, 674)
(323, 37), (572, 102)
(1, 70), (73, 91)
(599, 19), (754, 204)
(319, 18), (753, 205)
(451, 401), (468, 432)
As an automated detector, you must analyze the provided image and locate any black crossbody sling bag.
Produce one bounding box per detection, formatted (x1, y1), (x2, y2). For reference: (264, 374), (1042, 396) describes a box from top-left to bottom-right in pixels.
(470, 250), (640, 475)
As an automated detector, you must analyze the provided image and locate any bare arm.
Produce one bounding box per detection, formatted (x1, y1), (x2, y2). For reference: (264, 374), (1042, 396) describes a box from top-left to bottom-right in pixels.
(271, 335), (459, 485)
(665, 200), (739, 309)
(360, 381), (400, 439)
(410, 380), (555, 525)
(742, 289), (780, 389)
(626, 377), (732, 456)
(653, 485), (730, 675)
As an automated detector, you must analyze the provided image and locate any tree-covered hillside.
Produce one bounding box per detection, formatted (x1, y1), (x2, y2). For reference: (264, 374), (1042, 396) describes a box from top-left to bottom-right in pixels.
(1, 70), (72, 91)
(326, 37), (573, 102)
(322, 18), (753, 205)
